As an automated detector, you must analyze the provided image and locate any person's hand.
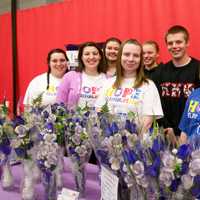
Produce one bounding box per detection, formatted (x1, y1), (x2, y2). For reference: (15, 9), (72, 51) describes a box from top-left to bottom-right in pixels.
(164, 127), (178, 146)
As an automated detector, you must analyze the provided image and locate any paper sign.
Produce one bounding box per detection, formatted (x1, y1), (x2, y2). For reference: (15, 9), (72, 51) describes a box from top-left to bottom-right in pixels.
(101, 165), (119, 200)
(57, 188), (79, 200)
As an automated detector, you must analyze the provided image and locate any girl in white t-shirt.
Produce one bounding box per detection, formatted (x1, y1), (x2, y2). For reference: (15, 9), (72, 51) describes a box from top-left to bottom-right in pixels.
(23, 48), (69, 106)
(96, 39), (163, 133)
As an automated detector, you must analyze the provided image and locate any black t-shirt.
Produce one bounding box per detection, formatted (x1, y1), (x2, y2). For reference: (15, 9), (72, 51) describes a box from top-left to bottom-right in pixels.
(144, 63), (163, 82)
(154, 58), (200, 136)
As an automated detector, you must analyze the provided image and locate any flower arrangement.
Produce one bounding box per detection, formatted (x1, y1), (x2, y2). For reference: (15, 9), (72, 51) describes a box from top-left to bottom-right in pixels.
(0, 100), (14, 190)
(36, 128), (59, 174)
(66, 105), (91, 165)
(41, 103), (68, 147)
(0, 101), (13, 163)
(89, 102), (200, 199)
(36, 119), (60, 200)
(65, 105), (92, 197)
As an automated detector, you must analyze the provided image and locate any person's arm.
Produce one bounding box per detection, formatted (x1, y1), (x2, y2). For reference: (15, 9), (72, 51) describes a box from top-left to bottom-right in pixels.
(179, 131), (188, 145)
(56, 73), (71, 104)
(141, 116), (153, 134)
(164, 127), (178, 146)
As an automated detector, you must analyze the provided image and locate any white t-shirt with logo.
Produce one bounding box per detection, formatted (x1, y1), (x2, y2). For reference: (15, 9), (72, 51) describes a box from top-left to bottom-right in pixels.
(96, 77), (163, 119)
(23, 73), (62, 106)
(78, 72), (106, 109)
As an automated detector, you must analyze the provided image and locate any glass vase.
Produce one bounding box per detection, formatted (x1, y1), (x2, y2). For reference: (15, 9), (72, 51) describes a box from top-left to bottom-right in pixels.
(21, 159), (35, 200)
(42, 170), (57, 200)
(130, 185), (147, 200)
(55, 147), (65, 189)
(70, 158), (86, 198)
(118, 172), (130, 200)
(1, 159), (13, 190)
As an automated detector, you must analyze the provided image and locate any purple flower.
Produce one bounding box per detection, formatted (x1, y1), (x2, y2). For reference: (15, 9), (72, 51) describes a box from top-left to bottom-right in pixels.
(180, 161), (189, 175)
(45, 122), (54, 132)
(110, 122), (119, 134)
(96, 149), (109, 165)
(122, 149), (137, 164)
(15, 147), (26, 158)
(191, 175), (200, 198)
(0, 143), (11, 155)
(105, 125), (113, 137)
(12, 116), (25, 128)
(152, 138), (164, 153)
(147, 156), (160, 177)
(177, 144), (191, 160)
(169, 178), (181, 192)
(125, 120), (136, 134)
(42, 110), (49, 119)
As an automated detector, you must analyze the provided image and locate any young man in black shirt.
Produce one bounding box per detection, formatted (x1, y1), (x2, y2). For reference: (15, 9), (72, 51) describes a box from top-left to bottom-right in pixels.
(155, 25), (200, 143)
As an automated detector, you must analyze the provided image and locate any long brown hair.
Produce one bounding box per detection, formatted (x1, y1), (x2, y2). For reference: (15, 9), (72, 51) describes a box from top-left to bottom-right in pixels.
(114, 39), (148, 89)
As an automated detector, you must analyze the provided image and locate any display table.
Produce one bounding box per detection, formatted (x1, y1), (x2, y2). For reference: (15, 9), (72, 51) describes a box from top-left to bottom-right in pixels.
(0, 158), (101, 200)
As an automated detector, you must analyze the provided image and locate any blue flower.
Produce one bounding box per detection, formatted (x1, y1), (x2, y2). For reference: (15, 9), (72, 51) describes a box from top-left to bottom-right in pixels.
(180, 161), (189, 175)
(122, 135), (127, 145)
(169, 178), (181, 192)
(12, 116), (25, 128)
(68, 146), (76, 155)
(51, 103), (59, 113)
(45, 122), (54, 132)
(84, 111), (90, 117)
(122, 149), (137, 164)
(194, 175), (200, 185)
(105, 125), (113, 137)
(15, 147), (26, 158)
(96, 149), (109, 165)
(177, 144), (191, 160)
(152, 138), (164, 152)
(148, 147), (157, 160)
(147, 156), (160, 177)
(27, 141), (34, 150)
(125, 120), (136, 134)
(42, 110), (49, 119)
(191, 176), (200, 198)
(110, 122), (119, 134)
(0, 144), (11, 155)
(0, 118), (5, 125)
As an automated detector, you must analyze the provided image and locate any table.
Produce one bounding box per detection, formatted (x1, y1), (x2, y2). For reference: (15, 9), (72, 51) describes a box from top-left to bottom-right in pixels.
(0, 158), (101, 200)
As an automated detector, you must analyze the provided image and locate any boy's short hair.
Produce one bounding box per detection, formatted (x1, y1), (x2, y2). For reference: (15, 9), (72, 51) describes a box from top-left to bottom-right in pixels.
(165, 25), (189, 43)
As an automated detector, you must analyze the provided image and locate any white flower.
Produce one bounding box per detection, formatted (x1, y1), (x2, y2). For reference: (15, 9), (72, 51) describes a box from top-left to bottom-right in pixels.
(181, 174), (193, 189)
(15, 125), (28, 138)
(172, 148), (177, 155)
(110, 157), (120, 171)
(189, 158), (200, 177)
(159, 167), (174, 187)
(176, 158), (183, 164)
(136, 174), (148, 188)
(43, 133), (57, 143)
(131, 161), (144, 176)
(191, 150), (200, 159)
(161, 151), (175, 169)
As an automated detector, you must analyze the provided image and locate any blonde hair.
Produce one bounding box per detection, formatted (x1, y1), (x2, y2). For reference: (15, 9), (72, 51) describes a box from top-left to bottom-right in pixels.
(114, 39), (148, 89)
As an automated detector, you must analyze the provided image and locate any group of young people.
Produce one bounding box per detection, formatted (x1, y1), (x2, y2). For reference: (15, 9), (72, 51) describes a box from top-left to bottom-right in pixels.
(24, 25), (200, 149)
